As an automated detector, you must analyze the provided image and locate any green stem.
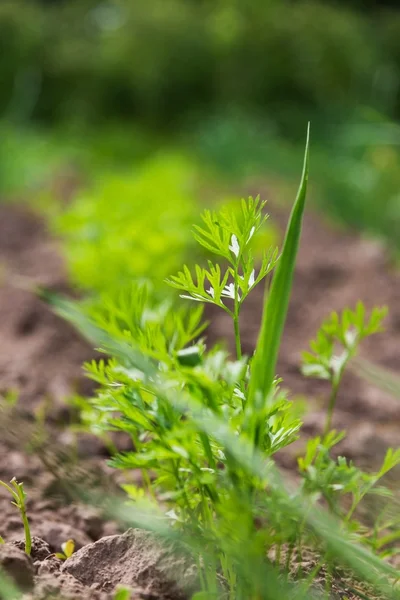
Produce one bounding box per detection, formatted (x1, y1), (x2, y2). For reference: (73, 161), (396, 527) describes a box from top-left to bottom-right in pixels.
(201, 490), (213, 528)
(0, 480), (15, 497)
(13, 480), (31, 555)
(323, 380), (339, 438)
(172, 463), (195, 524)
(233, 265), (242, 360)
(0, 479), (32, 555)
(324, 344), (358, 438)
(20, 505), (31, 555)
(141, 468), (156, 500)
(345, 475), (380, 524)
(233, 314), (242, 360)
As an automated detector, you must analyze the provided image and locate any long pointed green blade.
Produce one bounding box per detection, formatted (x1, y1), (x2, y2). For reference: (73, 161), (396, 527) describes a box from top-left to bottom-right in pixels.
(248, 124), (310, 411)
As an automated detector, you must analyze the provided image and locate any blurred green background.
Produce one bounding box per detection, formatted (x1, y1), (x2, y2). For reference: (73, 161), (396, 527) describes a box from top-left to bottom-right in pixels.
(2, 0), (400, 254)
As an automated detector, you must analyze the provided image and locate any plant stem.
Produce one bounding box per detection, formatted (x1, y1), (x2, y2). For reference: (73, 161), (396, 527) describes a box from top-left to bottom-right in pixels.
(141, 468), (156, 500)
(21, 505), (32, 556)
(324, 344), (357, 438)
(345, 474), (380, 524)
(233, 314), (242, 360)
(233, 265), (242, 360)
(323, 381), (339, 438)
(12, 480), (31, 555)
(0, 479), (32, 555)
(0, 480), (15, 497)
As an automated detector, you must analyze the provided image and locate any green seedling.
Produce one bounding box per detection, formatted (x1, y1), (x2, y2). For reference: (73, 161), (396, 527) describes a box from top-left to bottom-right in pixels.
(167, 196), (279, 360)
(299, 433), (400, 518)
(112, 586), (132, 600)
(0, 389), (19, 408)
(301, 302), (387, 436)
(54, 538), (75, 560)
(0, 478), (31, 555)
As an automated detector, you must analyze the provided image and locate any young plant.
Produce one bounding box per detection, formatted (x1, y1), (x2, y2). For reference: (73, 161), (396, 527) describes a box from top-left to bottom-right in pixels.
(298, 304), (400, 569)
(0, 478), (31, 555)
(54, 538), (75, 561)
(301, 302), (387, 436)
(167, 196), (279, 359)
(299, 433), (400, 519)
(112, 587), (132, 600)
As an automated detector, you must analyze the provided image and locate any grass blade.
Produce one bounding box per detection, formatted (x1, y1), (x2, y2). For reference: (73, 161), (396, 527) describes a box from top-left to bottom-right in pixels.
(248, 124), (310, 417)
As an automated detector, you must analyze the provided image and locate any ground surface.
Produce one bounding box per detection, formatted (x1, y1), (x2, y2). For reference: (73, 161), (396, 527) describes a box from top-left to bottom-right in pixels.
(0, 201), (399, 598)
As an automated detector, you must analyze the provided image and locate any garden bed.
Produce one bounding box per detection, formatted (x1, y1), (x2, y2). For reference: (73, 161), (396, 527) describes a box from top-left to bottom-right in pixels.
(0, 200), (399, 598)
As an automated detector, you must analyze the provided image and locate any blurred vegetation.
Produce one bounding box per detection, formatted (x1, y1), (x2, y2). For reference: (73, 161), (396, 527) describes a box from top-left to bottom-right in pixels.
(1, 0), (400, 252)
(52, 154), (200, 294)
(48, 150), (278, 306)
(189, 110), (400, 250)
(1, 0), (400, 132)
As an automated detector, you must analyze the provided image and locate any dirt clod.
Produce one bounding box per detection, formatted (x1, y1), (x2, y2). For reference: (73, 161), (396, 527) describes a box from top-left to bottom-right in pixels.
(13, 536), (51, 562)
(32, 571), (104, 600)
(31, 522), (91, 554)
(62, 529), (197, 598)
(0, 543), (34, 590)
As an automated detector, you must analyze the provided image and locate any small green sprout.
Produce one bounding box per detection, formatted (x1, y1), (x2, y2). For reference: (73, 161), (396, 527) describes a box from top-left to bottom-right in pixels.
(113, 586), (132, 600)
(55, 538), (75, 560)
(301, 302), (387, 436)
(0, 478), (31, 555)
(0, 389), (19, 408)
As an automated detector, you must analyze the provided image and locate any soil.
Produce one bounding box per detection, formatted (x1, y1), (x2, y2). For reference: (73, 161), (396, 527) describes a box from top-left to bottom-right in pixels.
(0, 200), (399, 599)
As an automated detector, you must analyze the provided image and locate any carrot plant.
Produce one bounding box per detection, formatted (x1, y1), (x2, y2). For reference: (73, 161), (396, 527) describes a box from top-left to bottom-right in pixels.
(0, 478), (31, 555)
(301, 303), (387, 436)
(50, 127), (400, 599)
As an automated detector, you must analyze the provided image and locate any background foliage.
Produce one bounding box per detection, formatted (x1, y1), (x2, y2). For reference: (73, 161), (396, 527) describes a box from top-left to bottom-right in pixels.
(2, 0), (400, 132)
(2, 0), (400, 254)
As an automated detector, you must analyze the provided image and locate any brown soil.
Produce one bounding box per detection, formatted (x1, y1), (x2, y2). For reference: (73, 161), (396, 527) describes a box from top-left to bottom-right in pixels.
(0, 201), (399, 598)
(0, 204), (94, 409)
